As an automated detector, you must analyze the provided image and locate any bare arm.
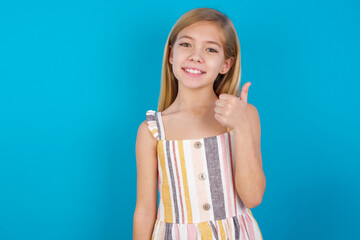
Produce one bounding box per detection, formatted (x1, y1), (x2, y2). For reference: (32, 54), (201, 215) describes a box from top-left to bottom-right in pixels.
(133, 120), (158, 240)
(234, 103), (266, 209)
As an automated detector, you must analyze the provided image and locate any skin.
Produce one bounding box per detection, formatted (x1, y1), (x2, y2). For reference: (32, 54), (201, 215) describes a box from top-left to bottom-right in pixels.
(133, 20), (265, 239)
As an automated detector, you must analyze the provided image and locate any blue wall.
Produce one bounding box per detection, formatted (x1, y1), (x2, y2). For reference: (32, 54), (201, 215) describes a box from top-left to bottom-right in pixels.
(1, 0), (359, 239)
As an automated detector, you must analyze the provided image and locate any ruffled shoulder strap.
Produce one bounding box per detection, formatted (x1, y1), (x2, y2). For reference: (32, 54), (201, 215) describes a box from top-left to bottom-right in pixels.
(145, 110), (166, 141)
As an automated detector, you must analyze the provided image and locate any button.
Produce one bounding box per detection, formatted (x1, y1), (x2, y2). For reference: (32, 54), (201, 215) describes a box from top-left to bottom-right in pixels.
(194, 141), (202, 148)
(198, 173), (206, 180)
(203, 203), (211, 211)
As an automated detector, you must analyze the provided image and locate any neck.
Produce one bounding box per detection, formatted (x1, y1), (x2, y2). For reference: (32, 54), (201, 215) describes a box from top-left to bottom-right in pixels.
(170, 85), (219, 116)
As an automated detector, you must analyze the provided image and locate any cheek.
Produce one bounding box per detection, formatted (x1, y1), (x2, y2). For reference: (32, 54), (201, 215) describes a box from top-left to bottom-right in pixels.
(174, 51), (187, 61)
(208, 61), (223, 72)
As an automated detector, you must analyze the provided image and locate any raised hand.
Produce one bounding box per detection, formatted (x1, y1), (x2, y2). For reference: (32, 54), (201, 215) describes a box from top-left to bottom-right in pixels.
(214, 82), (252, 130)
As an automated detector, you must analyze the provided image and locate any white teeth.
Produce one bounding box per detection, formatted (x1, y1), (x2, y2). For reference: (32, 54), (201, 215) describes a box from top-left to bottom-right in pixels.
(184, 68), (203, 74)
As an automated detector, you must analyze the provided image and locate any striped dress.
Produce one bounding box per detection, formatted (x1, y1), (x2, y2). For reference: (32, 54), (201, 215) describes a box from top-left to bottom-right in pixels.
(146, 110), (263, 240)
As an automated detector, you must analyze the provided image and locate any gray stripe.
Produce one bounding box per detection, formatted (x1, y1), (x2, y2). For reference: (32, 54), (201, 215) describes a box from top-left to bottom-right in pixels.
(204, 137), (226, 220)
(155, 112), (163, 140)
(146, 112), (162, 140)
(164, 222), (173, 240)
(233, 216), (240, 240)
(166, 140), (179, 223)
(209, 221), (219, 240)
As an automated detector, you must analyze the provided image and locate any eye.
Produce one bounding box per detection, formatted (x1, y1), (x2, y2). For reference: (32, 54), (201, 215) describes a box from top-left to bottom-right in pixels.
(207, 48), (218, 53)
(179, 43), (218, 53)
(179, 43), (190, 47)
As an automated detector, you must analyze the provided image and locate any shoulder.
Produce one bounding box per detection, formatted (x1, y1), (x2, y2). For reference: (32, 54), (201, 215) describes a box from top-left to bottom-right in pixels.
(136, 110), (158, 147)
(136, 120), (157, 151)
(137, 120), (155, 141)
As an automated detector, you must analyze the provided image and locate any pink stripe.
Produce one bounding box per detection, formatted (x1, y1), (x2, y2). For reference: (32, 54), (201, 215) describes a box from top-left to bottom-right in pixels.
(220, 134), (234, 217)
(228, 133), (237, 215)
(245, 214), (255, 240)
(172, 141), (185, 223)
(239, 215), (247, 240)
(191, 141), (210, 222)
(174, 224), (180, 240)
(187, 224), (197, 240)
(214, 221), (219, 236)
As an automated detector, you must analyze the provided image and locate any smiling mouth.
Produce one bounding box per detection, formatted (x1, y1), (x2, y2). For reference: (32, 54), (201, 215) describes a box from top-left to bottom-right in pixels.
(182, 68), (206, 74)
(181, 68), (206, 78)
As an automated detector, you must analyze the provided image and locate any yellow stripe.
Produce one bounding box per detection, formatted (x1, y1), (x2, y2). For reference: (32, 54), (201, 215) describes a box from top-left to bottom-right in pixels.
(178, 141), (193, 223)
(248, 209), (263, 240)
(198, 222), (213, 239)
(218, 220), (226, 240)
(158, 142), (173, 222)
(151, 129), (158, 137)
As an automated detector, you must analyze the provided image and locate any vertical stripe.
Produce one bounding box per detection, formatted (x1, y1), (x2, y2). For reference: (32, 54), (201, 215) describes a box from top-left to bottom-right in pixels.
(158, 142), (173, 222)
(219, 133), (233, 218)
(226, 133), (237, 217)
(225, 218), (234, 240)
(200, 139), (215, 221)
(228, 132), (238, 215)
(198, 222), (213, 239)
(164, 222), (173, 240)
(174, 143), (188, 223)
(178, 141), (193, 223)
(157, 221), (165, 240)
(172, 141), (185, 223)
(209, 221), (219, 240)
(217, 220), (226, 240)
(149, 111), (162, 140)
(204, 137), (226, 220)
(233, 216), (240, 240)
(174, 224), (180, 240)
(184, 142), (200, 223)
(187, 224), (197, 239)
(166, 140), (180, 223)
(244, 213), (256, 240)
(240, 215), (249, 240)
(191, 141), (210, 222)
(157, 112), (166, 140)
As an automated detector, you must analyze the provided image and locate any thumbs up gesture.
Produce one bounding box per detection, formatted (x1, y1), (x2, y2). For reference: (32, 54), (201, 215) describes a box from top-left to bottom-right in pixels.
(214, 82), (252, 131)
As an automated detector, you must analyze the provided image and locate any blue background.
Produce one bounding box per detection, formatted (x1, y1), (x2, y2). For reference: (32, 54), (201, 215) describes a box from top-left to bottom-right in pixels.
(1, 0), (359, 239)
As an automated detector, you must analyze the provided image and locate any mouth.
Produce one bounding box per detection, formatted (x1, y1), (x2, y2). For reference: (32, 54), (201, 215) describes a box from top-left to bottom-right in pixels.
(182, 67), (206, 78)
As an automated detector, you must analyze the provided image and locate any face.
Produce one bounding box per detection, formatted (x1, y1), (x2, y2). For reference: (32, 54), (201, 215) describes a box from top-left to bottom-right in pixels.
(169, 21), (234, 90)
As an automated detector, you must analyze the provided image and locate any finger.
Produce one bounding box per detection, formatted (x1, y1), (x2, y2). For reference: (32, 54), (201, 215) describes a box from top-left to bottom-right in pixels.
(240, 82), (251, 103)
(214, 112), (222, 123)
(218, 93), (232, 100)
(214, 106), (225, 115)
(215, 98), (227, 108)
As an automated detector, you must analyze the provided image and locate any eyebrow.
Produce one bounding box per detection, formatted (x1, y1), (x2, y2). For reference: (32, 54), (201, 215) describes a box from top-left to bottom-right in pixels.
(177, 35), (222, 49)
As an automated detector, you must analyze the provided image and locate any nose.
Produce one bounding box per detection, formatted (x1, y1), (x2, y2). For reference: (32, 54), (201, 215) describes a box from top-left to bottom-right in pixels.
(189, 47), (203, 63)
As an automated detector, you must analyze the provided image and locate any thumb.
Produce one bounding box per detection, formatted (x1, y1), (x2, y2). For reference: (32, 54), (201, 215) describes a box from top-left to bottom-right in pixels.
(240, 82), (251, 103)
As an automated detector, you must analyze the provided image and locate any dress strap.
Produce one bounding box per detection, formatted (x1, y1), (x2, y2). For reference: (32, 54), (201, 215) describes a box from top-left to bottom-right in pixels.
(157, 111), (166, 140)
(145, 110), (166, 140)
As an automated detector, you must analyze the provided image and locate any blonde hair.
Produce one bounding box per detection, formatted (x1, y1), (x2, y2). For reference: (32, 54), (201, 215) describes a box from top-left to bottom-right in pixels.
(157, 7), (241, 112)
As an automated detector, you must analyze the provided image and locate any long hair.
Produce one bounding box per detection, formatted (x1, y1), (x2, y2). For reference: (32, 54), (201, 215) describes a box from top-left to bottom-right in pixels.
(157, 7), (241, 112)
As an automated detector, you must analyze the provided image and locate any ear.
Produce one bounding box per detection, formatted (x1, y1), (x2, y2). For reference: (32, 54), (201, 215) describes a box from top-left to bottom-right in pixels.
(169, 45), (173, 64)
(220, 57), (234, 74)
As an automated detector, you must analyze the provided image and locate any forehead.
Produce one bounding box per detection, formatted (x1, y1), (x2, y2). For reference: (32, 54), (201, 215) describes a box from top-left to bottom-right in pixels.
(177, 21), (224, 44)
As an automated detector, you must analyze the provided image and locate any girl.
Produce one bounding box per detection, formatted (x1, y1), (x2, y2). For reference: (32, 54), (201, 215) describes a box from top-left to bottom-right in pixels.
(133, 7), (265, 240)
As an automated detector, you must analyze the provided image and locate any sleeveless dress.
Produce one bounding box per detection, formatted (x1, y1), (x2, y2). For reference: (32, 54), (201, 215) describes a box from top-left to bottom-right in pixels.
(146, 110), (263, 240)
